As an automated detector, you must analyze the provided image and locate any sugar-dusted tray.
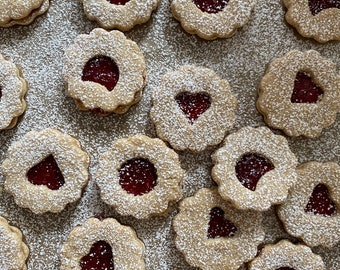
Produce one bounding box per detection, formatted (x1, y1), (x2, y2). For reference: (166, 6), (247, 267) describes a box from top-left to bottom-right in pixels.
(0, 0), (339, 269)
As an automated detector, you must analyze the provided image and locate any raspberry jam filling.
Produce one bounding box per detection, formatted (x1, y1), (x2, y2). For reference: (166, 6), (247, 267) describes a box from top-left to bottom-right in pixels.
(305, 183), (336, 216)
(235, 153), (275, 191)
(108, 0), (130, 5)
(82, 55), (119, 91)
(119, 158), (158, 196)
(291, 71), (323, 103)
(208, 207), (237, 238)
(308, 0), (340, 16)
(80, 240), (114, 270)
(27, 155), (65, 190)
(175, 92), (211, 124)
(193, 0), (229, 13)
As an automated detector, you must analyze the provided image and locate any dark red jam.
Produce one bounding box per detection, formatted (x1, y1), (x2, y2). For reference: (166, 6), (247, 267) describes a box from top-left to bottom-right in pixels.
(82, 55), (119, 91)
(27, 155), (64, 190)
(119, 158), (158, 196)
(305, 183), (336, 216)
(235, 153), (275, 191)
(175, 92), (211, 124)
(108, 0), (130, 5)
(291, 71), (323, 103)
(193, 0), (229, 13)
(80, 240), (114, 270)
(308, 0), (340, 16)
(207, 207), (237, 238)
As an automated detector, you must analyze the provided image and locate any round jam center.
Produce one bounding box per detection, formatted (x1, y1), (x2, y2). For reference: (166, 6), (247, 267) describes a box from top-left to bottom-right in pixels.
(291, 71), (323, 103)
(108, 0), (130, 5)
(175, 92), (211, 124)
(308, 0), (340, 16)
(305, 183), (336, 216)
(193, 0), (229, 13)
(208, 207), (237, 238)
(82, 55), (119, 91)
(27, 155), (65, 190)
(80, 240), (114, 270)
(235, 153), (275, 191)
(119, 158), (158, 196)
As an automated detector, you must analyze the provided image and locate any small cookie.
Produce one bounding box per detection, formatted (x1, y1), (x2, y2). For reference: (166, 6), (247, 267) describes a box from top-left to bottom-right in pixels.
(0, 54), (27, 130)
(173, 188), (265, 270)
(2, 128), (90, 214)
(249, 240), (325, 270)
(60, 217), (145, 270)
(171, 0), (257, 40)
(80, 0), (160, 31)
(278, 162), (340, 248)
(63, 28), (146, 115)
(96, 134), (184, 219)
(257, 50), (340, 138)
(0, 0), (49, 27)
(150, 65), (237, 152)
(0, 216), (29, 270)
(283, 0), (340, 43)
(212, 126), (298, 211)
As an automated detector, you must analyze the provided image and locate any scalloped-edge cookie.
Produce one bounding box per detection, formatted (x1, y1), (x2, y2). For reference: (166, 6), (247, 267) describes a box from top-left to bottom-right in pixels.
(2, 128), (90, 214)
(0, 54), (27, 130)
(278, 162), (340, 248)
(80, 0), (160, 31)
(283, 0), (340, 43)
(60, 217), (145, 270)
(248, 240), (325, 270)
(150, 65), (237, 152)
(171, 0), (257, 40)
(212, 126), (298, 211)
(0, 0), (49, 27)
(257, 50), (340, 138)
(173, 188), (265, 270)
(0, 216), (29, 270)
(96, 134), (184, 219)
(63, 28), (146, 115)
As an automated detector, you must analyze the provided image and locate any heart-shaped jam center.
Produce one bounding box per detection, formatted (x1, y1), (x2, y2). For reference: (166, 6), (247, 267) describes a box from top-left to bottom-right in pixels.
(193, 0), (229, 13)
(276, 268), (295, 270)
(291, 71), (323, 103)
(27, 155), (64, 190)
(108, 0), (130, 5)
(208, 207), (237, 238)
(305, 183), (336, 216)
(175, 92), (211, 124)
(235, 153), (275, 191)
(82, 55), (119, 91)
(308, 0), (340, 16)
(119, 158), (158, 196)
(80, 240), (114, 270)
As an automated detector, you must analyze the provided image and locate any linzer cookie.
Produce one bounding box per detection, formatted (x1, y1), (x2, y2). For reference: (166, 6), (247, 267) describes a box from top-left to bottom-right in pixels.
(2, 128), (90, 214)
(0, 0), (49, 27)
(212, 126), (298, 211)
(283, 0), (340, 43)
(96, 134), (184, 219)
(173, 188), (265, 270)
(278, 162), (340, 248)
(60, 217), (145, 270)
(80, 0), (160, 31)
(63, 28), (146, 115)
(248, 240), (325, 270)
(257, 50), (340, 138)
(0, 54), (27, 130)
(0, 216), (29, 270)
(150, 65), (237, 152)
(171, 0), (257, 40)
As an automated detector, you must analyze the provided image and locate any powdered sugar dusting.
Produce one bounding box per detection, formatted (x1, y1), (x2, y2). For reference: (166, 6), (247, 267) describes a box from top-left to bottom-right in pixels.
(0, 0), (339, 269)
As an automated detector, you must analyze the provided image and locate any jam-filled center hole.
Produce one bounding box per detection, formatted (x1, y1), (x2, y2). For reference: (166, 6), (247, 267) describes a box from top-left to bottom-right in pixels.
(305, 183), (336, 216)
(108, 0), (130, 5)
(119, 157), (158, 196)
(27, 155), (65, 190)
(208, 207), (237, 238)
(308, 0), (340, 16)
(193, 0), (229, 13)
(80, 240), (114, 270)
(291, 71), (323, 103)
(82, 55), (119, 91)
